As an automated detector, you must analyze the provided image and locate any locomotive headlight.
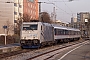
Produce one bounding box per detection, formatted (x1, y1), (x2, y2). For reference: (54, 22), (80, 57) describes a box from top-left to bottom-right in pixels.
(30, 34), (32, 37)
(29, 31), (31, 33)
(34, 34), (37, 37)
(21, 41), (25, 43)
(33, 34), (37, 37)
(22, 37), (26, 39)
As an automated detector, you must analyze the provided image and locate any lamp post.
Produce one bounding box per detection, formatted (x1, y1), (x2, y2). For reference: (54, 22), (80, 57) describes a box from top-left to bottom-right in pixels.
(85, 19), (88, 38)
(37, 2), (54, 21)
(3, 25), (7, 45)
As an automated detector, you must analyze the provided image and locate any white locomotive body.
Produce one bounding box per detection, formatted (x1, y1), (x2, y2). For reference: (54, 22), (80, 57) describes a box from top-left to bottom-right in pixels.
(20, 22), (54, 48)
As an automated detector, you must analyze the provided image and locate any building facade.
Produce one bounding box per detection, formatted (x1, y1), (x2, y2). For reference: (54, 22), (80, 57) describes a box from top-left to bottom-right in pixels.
(0, 0), (39, 35)
(14, 0), (38, 22)
(0, 2), (14, 35)
(71, 17), (77, 23)
(77, 12), (90, 37)
(70, 12), (90, 37)
(77, 12), (90, 22)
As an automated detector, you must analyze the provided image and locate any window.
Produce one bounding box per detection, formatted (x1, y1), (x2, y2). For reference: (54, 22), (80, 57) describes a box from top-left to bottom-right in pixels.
(19, 13), (22, 16)
(23, 24), (38, 30)
(30, 24), (38, 30)
(14, 12), (17, 15)
(31, 4), (32, 8)
(19, 4), (22, 8)
(14, 3), (17, 6)
(65, 30), (69, 35)
(54, 29), (65, 35)
(41, 26), (42, 30)
(28, 0), (34, 2)
(54, 29), (56, 35)
(14, 20), (17, 23)
(60, 29), (64, 35)
(23, 27), (30, 30)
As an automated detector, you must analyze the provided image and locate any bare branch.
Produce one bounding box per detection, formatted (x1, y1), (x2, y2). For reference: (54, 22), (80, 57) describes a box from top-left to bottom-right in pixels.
(40, 12), (53, 23)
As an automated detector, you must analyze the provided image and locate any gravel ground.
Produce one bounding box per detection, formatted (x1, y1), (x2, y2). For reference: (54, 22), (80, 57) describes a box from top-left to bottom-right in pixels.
(0, 39), (85, 60)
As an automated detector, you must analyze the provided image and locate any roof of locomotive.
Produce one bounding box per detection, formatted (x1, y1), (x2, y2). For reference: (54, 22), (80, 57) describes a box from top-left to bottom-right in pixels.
(23, 22), (52, 26)
(52, 24), (80, 31)
(23, 22), (40, 24)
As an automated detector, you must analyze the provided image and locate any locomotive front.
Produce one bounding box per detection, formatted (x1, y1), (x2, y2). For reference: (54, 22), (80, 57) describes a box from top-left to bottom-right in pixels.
(20, 22), (41, 48)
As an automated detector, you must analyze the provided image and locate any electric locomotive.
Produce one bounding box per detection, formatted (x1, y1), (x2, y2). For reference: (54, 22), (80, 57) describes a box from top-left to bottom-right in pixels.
(20, 22), (54, 48)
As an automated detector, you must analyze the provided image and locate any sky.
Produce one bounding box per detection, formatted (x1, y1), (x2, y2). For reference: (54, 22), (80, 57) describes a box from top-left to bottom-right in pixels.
(0, 0), (90, 23)
(39, 0), (90, 23)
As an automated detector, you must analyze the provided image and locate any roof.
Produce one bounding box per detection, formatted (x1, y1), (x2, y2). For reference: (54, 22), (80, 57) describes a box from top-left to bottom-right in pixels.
(53, 25), (80, 31)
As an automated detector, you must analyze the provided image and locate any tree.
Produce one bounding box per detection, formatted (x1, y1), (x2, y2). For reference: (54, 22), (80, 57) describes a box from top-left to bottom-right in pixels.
(69, 0), (74, 2)
(15, 17), (22, 36)
(6, 20), (14, 35)
(15, 13), (33, 35)
(23, 13), (39, 22)
(23, 13), (31, 22)
(85, 19), (90, 38)
(40, 12), (53, 23)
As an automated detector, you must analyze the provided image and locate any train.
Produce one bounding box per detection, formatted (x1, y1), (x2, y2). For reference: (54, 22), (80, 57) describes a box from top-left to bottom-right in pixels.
(20, 22), (81, 48)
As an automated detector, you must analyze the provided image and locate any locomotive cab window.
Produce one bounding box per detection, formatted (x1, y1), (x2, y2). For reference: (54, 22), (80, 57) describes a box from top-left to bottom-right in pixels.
(30, 24), (38, 30)
(23, 24), (38, 30)
(23, 27), (29, 30)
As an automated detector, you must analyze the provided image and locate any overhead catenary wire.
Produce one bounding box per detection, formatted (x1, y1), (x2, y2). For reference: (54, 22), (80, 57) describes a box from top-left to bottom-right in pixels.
(47, 0), (72, 16)
(62, 0), (74, 17)
(48, 0), (75, 2)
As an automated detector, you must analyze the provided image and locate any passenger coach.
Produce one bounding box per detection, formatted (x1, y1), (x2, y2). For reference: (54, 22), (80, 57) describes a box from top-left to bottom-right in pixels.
(53, 25), (81, 43)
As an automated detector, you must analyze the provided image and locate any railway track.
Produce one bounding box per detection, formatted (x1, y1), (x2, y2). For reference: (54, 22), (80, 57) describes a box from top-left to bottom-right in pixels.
(0, 39), (86, 60)
(27, 40), (87, 60)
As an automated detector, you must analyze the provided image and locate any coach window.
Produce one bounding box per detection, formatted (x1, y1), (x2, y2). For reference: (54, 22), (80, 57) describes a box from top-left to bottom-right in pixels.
(66, 30), (68, 35)
(72, 31), (74, 35)
(76, 31), (77, 35)
(59, 29), (61, 35)
(73, 31), (74, 35)
(74, 31), (75, 35)
(63, 30), (65, 35)
(58, 29), (60, 35)
(72, 31), (73, 35)
(77, 32), (78, 35)
(78, 32), (80, 35)
(69, 31), (70, 35)
(56, 29), (58, 35)
(64, 30), (66, 35)
(41, 26), (42, 30)
(76, 31), (78, 35)
(79, 31), (80, 35)
(70, 31), (71, 35)
(60, 29), (62, 35)
(54, 29), (57, 35)
(61, 29), (64, 35)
